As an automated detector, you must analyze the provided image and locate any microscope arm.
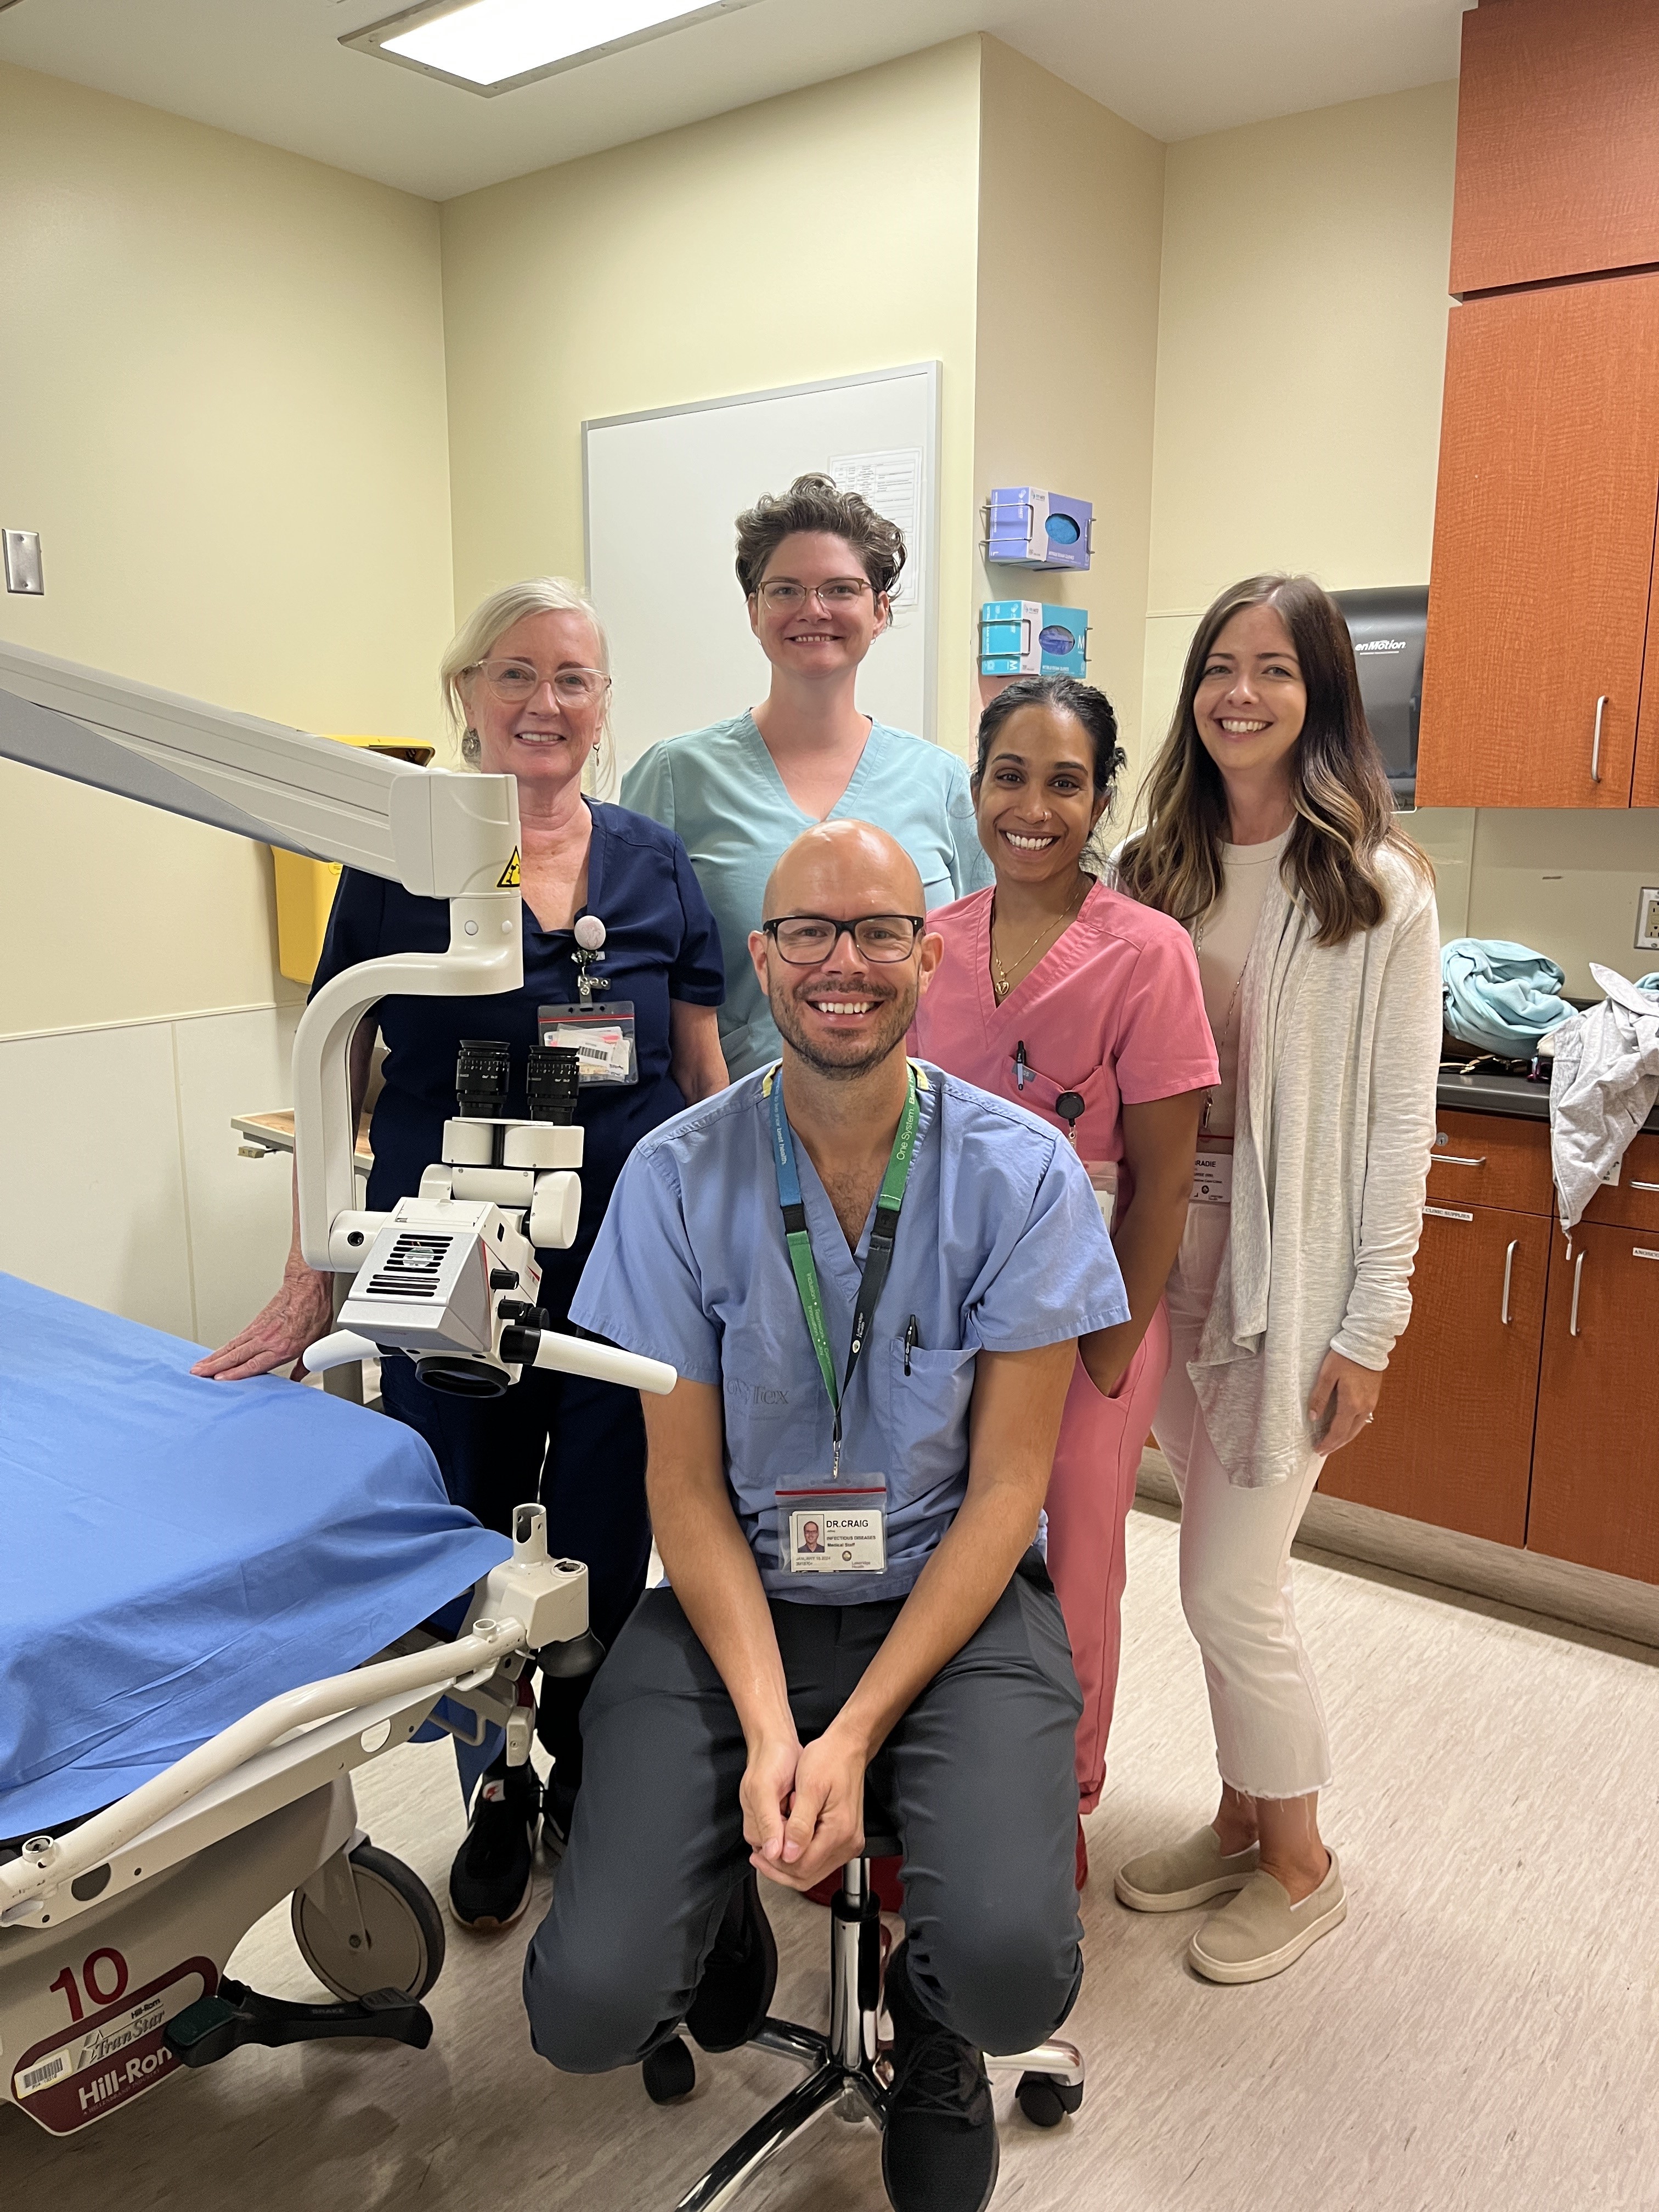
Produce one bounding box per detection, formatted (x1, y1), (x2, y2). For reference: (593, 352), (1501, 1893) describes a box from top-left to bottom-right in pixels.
(0, 636), (524, 1262)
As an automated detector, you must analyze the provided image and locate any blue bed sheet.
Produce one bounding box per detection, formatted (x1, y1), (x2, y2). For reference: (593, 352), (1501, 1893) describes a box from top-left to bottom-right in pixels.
(0, 1274), (510, 1836)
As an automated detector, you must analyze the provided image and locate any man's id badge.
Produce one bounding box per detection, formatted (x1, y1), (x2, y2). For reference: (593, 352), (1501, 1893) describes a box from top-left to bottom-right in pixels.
(776, 1480), (888, 1576)
(1192, 1150), (1233, 1206)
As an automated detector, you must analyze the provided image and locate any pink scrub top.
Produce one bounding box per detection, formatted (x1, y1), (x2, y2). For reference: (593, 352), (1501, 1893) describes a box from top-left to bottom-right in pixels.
(910, 880), (1218, 1211)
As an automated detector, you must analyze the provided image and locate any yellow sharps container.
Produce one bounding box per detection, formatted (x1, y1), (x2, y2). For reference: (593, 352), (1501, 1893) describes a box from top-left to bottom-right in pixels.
(273, 735), (436, 985)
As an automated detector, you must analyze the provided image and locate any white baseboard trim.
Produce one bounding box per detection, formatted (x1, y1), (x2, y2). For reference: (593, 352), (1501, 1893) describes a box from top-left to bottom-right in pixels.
(1135, 1449), (1659, 1654)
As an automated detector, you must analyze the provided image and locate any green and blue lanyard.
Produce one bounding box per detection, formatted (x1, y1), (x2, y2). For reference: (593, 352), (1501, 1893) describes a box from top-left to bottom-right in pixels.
(763, 1060), (924, 1482)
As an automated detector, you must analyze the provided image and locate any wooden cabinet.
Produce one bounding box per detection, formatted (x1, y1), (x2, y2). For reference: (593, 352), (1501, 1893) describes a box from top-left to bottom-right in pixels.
(1451, 0), (1659, 298)
(1577, 1130), (1659, 1236)
(1415, 275), (1659, 810)
(1318, 1202), (1549, 1547)
(1426, 1107), (1555, 1216)
(1526, 1223), (1659, 1578)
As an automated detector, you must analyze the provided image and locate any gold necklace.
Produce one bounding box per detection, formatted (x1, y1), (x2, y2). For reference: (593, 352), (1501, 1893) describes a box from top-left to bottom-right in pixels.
(991, 877), (1088, 1004)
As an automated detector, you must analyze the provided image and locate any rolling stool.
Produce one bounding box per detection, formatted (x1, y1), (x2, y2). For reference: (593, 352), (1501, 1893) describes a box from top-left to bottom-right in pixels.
(641, 1830), (1085, 2212)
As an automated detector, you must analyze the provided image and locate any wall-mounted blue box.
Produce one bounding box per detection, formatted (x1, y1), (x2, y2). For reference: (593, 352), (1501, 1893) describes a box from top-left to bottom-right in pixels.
(986, 488), (1094, 571)
(979, 600), (1089, 680)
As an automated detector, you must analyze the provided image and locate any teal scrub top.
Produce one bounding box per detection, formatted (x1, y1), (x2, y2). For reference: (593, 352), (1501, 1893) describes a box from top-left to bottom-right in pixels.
(622, 711), (994, 1077)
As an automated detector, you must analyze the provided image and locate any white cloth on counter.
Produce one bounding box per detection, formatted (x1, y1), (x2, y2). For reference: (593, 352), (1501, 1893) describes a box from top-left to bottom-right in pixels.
(1192, 847), (1443, 1489)
(1549, 964), (1659, 1235)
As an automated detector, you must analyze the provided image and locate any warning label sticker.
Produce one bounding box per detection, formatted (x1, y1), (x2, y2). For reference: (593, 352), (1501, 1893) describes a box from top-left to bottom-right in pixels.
(13, 1959), (215, 2135)
(498, 848), (521, 888)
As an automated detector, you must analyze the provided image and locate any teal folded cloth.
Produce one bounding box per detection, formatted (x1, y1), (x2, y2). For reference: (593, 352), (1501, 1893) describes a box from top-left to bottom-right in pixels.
(1442, 938), (1576, 1059)
(1639, 973), (1659, 996)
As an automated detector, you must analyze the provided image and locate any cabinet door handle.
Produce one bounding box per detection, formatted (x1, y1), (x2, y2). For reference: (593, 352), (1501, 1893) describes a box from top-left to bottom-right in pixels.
(1501, 1239), (1517, 1325)
(1632, 1179), (1659, 1193)
(1432, 1154), (1487, 1168)
(1570, 1249), (1585, 1336)
(1592, 695), (1607, 783)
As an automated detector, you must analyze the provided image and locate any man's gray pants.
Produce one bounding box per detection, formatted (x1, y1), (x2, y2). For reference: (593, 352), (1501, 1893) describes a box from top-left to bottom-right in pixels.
(523, 1551), (1085, 2069)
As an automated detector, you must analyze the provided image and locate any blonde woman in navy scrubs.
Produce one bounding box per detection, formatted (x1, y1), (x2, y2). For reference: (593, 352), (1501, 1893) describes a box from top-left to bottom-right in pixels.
(195, 578), (726, 1931)
(623, 473), (991, 1077)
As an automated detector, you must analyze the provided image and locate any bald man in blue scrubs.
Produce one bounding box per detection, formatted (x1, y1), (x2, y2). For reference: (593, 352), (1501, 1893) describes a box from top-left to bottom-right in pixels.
(524, 822), (1127, 2212)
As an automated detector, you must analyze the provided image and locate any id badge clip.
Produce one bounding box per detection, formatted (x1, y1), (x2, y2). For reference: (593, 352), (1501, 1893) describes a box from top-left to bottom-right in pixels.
(1192, 1149), (1233, 1206)
(776, 1477), (888, 1576)
(538, 1002), (638, 1086)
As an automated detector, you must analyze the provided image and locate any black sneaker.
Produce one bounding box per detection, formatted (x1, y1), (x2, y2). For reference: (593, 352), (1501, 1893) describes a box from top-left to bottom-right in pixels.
(685, 1869), (777, 2052)
(881, 1940), (998, 2212)
(448, 1762), (540, 1931)
(541, 1774), (576, 1861)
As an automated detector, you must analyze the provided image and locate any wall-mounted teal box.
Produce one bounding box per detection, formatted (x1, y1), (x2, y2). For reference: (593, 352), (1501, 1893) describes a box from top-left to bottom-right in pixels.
(979, 601), (1089, 679)
(986, 488), (1094, 571)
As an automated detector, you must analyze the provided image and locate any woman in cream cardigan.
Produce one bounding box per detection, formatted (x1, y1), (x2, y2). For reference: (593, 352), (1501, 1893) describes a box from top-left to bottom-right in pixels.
(1111, 573), (1441, 1984)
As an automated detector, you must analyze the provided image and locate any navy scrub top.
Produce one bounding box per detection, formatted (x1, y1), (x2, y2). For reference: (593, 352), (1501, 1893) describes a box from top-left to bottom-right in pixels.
(310, 799), (725, 1294)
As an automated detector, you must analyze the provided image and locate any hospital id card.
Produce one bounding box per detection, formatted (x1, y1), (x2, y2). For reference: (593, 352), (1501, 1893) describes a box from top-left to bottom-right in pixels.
(1191, 1150), (1233, 1206)
(1084, 1159), (1118, 1233)
(538, 1001), (638, 1085)
(776, 1480), (888, 1576)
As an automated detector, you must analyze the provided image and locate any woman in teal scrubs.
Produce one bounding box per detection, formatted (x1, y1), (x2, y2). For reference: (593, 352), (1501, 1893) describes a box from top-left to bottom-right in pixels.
(622, 472), (991, 1076)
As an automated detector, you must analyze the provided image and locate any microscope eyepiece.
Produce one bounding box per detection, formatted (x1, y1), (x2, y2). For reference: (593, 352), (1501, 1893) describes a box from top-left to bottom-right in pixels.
(455, 1037), (511, 1119)
(527, 1045), (581, 1124)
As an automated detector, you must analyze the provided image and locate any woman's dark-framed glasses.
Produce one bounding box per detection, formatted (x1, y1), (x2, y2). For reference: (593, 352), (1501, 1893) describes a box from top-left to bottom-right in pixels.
(764, 914), (926, 964)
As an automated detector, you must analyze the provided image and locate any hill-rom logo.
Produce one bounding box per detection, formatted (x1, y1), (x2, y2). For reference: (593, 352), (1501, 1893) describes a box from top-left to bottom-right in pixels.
(1352, 637), (1409, 654)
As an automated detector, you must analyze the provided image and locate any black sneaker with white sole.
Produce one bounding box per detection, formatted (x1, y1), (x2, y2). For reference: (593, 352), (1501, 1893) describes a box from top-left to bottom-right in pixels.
(881, 1940), (998, 2212)
(448, 1760), (540, 1931)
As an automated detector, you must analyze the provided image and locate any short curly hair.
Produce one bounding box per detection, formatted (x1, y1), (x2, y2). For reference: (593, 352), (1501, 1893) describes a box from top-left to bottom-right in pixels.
(734, 472), (906, 601)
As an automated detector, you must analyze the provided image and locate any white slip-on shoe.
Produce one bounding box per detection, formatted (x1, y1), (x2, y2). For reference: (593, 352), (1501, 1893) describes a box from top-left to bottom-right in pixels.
(1187, 1852), (1346, 1984)
(1114, 1826), (1262, 1913)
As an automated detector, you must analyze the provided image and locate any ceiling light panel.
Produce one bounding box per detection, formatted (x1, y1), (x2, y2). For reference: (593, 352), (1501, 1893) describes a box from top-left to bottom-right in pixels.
(343, 0), (766, 95)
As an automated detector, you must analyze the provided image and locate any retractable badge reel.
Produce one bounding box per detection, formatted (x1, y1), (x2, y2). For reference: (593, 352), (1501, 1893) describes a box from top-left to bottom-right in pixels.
(539, 915), (639, 1087)
(1054, 1088), (1118, 1231)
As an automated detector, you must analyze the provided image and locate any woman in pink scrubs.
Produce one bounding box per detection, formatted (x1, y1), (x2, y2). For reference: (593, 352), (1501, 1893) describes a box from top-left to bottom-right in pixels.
(911, 675), (1216, 1866)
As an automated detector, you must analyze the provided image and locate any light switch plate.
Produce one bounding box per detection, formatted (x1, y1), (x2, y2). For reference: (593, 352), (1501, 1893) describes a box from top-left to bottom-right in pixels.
(3, 529), (43, 595)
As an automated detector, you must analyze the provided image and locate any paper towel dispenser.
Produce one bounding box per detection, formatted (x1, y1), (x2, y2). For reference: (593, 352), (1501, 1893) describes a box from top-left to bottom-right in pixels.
(1332, 585), (1427, 810)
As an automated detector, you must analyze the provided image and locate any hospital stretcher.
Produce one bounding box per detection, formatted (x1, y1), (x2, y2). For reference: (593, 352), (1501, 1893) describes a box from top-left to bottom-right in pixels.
(0, 1276), (648, 2138)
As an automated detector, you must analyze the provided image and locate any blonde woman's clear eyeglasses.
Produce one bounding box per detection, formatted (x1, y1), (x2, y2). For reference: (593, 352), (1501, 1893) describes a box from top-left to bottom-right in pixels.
(475, 660), (610, 706)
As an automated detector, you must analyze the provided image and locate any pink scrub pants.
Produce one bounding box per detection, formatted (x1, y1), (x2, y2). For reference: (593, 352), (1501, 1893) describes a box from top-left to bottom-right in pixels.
(1043, 1302), (1170, 1813)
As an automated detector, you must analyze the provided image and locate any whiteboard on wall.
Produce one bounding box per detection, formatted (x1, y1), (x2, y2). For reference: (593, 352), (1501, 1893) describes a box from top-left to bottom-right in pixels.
(584, 362), (940, 776)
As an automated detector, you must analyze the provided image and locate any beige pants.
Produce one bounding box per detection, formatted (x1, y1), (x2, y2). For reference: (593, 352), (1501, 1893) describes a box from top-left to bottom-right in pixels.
(1153, 1201), (1333, 1801)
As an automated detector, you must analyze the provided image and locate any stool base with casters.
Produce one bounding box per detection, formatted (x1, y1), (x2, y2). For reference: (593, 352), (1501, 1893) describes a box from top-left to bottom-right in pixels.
(641, 1852), (1085, 2212)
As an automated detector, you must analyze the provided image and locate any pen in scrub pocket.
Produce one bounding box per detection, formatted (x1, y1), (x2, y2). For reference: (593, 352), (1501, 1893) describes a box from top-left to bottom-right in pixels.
(904, 1316), (919, 1374)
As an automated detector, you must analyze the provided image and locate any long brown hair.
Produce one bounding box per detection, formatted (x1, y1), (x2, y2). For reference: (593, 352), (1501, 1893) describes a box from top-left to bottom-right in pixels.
(1115, 573), (1430, 946)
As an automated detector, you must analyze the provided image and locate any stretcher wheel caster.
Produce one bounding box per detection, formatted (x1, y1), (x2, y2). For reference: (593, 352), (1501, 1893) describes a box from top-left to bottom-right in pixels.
(1015, 2072), (1083, 2128)
(291, 1842), (445, 2004)
(642, 2035), (696, 2104)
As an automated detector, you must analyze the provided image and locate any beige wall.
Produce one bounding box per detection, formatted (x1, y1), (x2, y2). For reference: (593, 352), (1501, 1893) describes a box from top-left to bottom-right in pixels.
(440, 39), (984, 758)
(1149, 80), (1459, 618)
(1139, 80), (1459, 789)
(973, 40), (1165, 782)
(0, 63), (454, 1037)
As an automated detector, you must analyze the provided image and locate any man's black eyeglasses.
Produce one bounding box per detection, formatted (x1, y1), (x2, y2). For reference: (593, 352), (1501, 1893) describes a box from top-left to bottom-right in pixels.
(763, 914), (926, 965)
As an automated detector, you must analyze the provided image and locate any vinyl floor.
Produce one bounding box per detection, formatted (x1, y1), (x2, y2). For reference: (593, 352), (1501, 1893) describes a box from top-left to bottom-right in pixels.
(9, 1499), (1659, 2211)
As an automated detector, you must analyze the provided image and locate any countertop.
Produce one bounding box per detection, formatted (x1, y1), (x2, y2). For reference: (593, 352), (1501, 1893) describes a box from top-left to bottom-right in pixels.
(1437, 1066), (1659, 1134)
